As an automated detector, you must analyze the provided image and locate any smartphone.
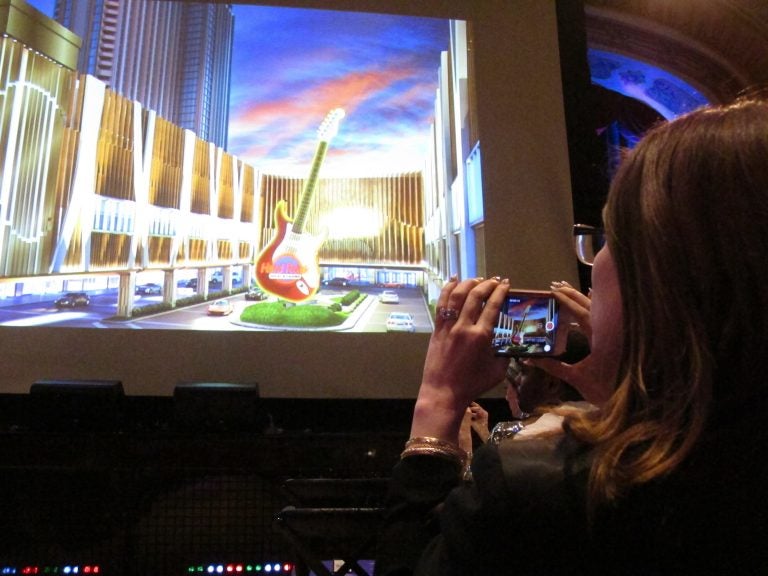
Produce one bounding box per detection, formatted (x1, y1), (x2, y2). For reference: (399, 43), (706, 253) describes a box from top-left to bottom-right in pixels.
(491, 289), (565, 357)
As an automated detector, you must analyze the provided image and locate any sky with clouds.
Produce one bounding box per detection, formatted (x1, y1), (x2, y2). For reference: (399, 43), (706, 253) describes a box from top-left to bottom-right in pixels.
(229, 5), (449, 177)
(26, 1), (451, 178)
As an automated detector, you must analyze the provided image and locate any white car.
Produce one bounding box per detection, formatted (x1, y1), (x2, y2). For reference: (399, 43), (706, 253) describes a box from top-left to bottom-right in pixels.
(379, 290), (399, 304)
(207, 298), (234, 316)
(386, 312), (415, 332)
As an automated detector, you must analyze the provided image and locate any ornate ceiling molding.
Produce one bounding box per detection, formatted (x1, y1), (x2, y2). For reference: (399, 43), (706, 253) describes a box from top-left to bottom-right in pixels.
(584, 0), (768, 104)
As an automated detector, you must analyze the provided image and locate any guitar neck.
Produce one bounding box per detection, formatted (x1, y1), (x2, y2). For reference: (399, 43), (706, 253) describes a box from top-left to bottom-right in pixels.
(291, 140), (328, 234)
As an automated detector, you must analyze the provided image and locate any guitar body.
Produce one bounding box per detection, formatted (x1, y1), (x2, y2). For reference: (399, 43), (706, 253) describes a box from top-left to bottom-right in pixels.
(255, 201), (325, 302)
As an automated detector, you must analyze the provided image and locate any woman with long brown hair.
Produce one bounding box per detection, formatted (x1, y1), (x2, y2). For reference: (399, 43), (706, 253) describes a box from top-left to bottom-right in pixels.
(375, 97), (768, 575)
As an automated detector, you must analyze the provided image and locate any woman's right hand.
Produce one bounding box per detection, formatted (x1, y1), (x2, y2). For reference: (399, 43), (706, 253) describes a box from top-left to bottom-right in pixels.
(410, 277), (510, 444)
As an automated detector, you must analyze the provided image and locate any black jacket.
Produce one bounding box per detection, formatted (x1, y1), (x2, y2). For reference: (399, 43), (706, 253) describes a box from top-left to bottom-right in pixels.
(375, 428), (767, 575)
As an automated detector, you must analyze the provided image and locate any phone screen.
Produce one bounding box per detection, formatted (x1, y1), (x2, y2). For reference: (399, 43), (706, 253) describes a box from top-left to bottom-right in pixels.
(492, 290), (560, 357)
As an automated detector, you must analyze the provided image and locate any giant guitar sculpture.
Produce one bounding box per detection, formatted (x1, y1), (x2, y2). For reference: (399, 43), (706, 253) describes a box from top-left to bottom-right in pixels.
(255, 108), (345, 302)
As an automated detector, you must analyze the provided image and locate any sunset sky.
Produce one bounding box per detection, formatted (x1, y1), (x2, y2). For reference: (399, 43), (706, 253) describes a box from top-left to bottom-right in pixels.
(27, 1), (452, 178)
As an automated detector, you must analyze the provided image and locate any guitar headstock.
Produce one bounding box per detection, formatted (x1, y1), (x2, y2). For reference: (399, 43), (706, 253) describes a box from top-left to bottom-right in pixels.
(317, 108), (346, 142)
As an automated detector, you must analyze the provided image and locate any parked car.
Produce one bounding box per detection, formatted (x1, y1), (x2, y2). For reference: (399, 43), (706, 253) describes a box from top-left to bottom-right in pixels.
(379, 290), (400, 304)
(386, 311), (415, 332)
(322, 277), (349, 287)
(245, 288), (268, 301)
(377, 281), (403, 289)
(135, 283), (162, 295)
(207, 299), (234, 316)
(54, 292), (90, 308)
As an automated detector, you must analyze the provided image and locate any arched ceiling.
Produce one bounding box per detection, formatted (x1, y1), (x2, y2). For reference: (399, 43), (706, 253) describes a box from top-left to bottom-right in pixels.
(584, 0), (768, 114)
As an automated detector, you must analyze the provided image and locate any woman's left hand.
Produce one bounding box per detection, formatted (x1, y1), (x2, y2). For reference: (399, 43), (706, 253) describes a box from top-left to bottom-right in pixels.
(410, 277), (510, 443)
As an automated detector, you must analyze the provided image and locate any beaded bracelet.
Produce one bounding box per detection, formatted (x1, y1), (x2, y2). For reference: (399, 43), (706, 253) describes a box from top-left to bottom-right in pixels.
(401, 436), (468, 467)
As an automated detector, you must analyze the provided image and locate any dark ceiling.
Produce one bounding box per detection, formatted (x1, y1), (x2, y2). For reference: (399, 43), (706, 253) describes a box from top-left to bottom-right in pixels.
(584, 0), (768, 104)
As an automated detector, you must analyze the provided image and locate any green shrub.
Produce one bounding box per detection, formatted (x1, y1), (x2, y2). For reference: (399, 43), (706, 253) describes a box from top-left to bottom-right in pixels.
(340, 290), (360, 306)
(240, 301), (346, 327)
(131, 301), (173, 317)
(176, 294), (206, 307)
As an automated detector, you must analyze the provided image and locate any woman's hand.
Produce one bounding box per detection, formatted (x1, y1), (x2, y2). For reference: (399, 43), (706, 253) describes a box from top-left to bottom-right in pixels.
(410, 277), (510, 444)
(459, 403), (490, 452)
(468, 402), (490, 440)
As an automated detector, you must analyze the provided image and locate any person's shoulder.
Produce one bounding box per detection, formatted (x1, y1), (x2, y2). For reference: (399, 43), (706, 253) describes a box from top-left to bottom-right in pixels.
(472, 433), (591, 501)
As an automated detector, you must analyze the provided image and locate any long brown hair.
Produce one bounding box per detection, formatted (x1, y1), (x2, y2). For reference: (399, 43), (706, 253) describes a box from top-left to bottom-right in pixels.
(568, 97), (768, 507)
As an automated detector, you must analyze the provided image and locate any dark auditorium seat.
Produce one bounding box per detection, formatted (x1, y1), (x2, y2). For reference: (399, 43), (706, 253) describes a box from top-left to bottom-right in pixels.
(29, 379), (125, 432)
(173, 381), (264, 432)
(274, 506), (384, 576)
(275, 477), (389, 576)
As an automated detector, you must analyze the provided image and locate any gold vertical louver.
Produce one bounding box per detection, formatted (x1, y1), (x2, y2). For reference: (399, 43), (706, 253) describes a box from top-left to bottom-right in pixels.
(90, 231), (131, 270)
(95, 91), (133, 201)
(150, 117), (183, 209)
(191, 139), (211, 216)
(218, 151), (234, 219)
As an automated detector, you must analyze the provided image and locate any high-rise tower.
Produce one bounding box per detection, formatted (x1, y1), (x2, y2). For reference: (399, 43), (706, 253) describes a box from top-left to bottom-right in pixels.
(54, 0), (233, 148)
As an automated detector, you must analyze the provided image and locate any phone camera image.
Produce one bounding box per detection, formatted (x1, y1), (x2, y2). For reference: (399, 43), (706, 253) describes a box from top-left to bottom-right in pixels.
(492, 291), (559, 357)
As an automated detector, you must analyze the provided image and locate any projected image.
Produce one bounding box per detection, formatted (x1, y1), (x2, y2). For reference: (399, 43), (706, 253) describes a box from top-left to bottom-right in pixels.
(0, 1), (481, 332)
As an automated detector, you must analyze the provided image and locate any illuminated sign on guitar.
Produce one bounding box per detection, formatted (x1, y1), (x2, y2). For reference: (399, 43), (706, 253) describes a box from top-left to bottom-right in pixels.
(254, 108), (345, 302)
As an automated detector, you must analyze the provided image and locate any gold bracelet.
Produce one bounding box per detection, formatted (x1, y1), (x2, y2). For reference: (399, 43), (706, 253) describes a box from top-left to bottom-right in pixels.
(401, 436), (467, 466)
